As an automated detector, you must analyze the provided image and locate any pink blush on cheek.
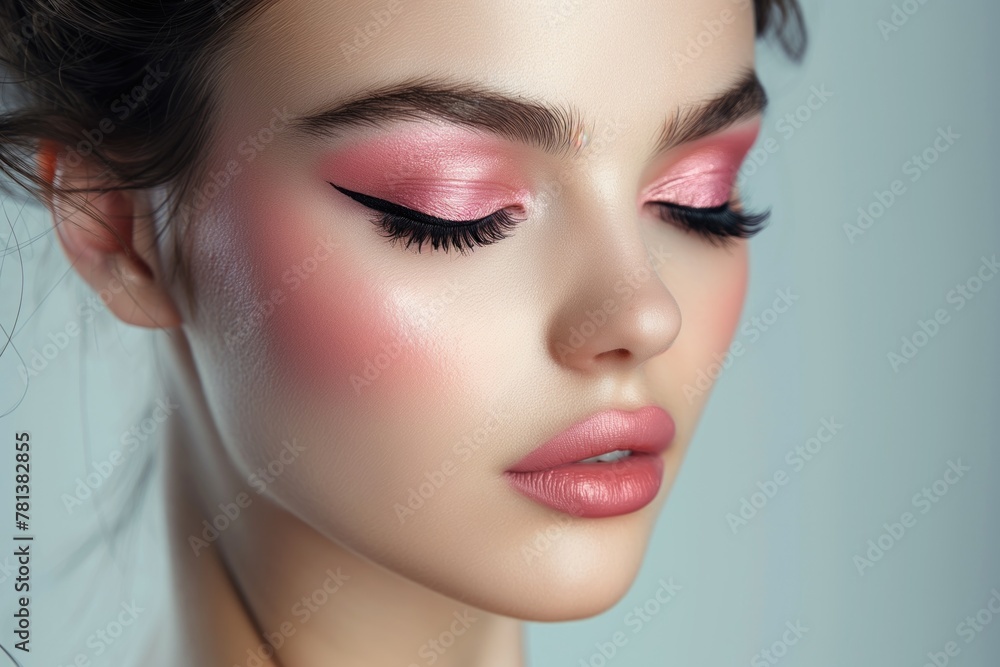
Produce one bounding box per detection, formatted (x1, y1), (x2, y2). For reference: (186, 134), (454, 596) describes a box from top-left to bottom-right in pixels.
(243, 200), (438, 401)
(642, 121), (761, 209)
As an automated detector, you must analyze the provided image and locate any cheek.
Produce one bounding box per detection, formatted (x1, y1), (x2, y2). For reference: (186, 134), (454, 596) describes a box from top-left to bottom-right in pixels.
(239, 190), (444, 404)
(697, 256), (749, 353)
(675, 245), (748, 356)
(650, 245), (748, 411)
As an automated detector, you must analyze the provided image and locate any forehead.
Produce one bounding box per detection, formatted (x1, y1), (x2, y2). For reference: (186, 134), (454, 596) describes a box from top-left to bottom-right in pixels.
(212, 0), (756, 149)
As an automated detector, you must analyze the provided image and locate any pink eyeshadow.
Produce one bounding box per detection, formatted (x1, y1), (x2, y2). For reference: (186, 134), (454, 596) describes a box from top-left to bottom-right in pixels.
(641, 120), (761, 209)
(318, 124), (531, 220)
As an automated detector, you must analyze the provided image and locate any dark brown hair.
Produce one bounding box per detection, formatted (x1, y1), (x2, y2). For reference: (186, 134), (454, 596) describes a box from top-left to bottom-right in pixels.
(0, 0), (806, 300)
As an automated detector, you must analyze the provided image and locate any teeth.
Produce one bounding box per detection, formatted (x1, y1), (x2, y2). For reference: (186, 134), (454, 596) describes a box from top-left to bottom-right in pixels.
(578, 449), (632, 464)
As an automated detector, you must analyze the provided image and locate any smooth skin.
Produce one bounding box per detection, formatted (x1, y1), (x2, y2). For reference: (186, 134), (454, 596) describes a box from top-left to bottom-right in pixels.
(43, 1), (758, 665)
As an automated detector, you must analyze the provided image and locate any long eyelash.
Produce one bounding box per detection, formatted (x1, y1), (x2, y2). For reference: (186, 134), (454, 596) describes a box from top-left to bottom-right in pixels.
(330, 183), (521, 254)
(374, 208), (520, 254)
(652, 201), (771, 247)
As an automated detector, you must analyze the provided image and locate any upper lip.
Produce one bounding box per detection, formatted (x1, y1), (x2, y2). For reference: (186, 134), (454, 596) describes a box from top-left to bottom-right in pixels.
(505, 405), (676, 473)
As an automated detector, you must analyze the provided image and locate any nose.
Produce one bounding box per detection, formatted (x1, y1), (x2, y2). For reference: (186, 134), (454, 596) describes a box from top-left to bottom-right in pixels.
(547, 229), (681, 374)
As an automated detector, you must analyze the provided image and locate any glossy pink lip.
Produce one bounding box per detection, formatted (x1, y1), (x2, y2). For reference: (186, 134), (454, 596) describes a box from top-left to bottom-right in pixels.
(505, 406), (675, 518)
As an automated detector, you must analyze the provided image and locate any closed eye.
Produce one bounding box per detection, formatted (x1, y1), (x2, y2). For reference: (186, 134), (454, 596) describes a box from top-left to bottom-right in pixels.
(329, 182), (523, 254)
(649, 200), (770, 246)
(330, 183), (498, 226)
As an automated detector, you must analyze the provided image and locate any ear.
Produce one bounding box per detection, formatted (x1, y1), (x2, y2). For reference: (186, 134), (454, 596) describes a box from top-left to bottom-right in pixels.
(38, 141), (182, 329)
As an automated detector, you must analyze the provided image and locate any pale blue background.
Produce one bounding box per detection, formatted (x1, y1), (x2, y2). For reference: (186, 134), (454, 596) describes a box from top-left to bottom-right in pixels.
(0, 0), (998, 665)
(527, 1), (1000, 665)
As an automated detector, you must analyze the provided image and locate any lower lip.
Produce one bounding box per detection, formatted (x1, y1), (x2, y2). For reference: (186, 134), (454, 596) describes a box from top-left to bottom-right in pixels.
(504, 453), (665, 518)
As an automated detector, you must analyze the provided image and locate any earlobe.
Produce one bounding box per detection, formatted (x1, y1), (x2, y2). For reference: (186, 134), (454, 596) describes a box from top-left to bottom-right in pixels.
(40, 142), (182, 329)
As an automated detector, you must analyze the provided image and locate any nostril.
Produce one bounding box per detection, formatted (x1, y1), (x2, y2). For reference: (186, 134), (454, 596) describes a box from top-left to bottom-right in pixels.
(595, 348), (631, 363)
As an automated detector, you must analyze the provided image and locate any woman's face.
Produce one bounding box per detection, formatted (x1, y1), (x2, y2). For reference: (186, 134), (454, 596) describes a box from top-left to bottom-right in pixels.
(172, 0), (758, 620)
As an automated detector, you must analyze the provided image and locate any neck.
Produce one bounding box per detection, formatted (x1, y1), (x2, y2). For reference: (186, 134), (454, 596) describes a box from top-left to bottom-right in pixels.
(156, 331), (525, 667)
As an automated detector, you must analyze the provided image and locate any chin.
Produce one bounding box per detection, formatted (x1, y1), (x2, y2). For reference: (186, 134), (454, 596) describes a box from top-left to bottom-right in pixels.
(389, 507), (659, 622)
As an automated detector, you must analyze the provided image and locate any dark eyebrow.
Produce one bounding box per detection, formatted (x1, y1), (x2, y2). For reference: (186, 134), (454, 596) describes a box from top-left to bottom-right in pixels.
(650, 69), (767, 157)
(287, 70), (766, 160)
